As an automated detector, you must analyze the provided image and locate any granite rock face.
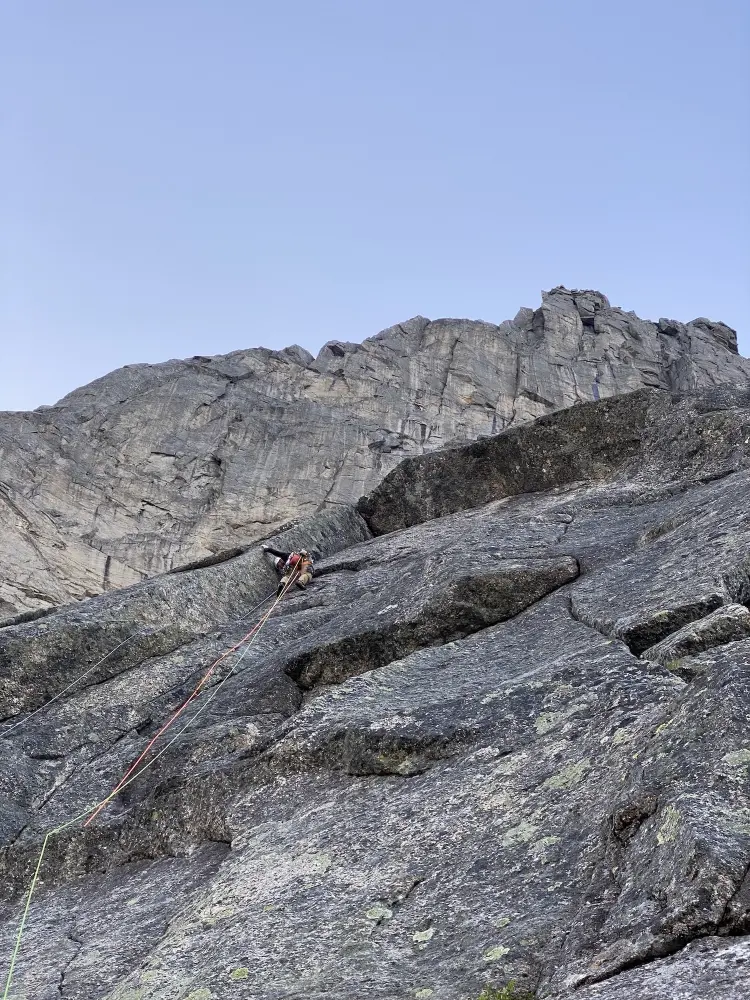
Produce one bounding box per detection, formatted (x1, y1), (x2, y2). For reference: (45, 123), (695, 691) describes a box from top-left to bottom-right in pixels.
(1, 386), (750, 998)
(643, 604), (750, 674)
(2, 287), (749, 619)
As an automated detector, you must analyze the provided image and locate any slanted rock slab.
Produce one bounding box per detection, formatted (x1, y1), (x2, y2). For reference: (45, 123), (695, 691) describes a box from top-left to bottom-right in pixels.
(643, 603), (750, 674)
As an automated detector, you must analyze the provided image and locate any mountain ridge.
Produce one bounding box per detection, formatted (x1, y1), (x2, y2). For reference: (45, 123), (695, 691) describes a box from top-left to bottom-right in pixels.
(40, 285), (744, 415)
(1, 385), (750, 998)
(1, 285), (748, 622)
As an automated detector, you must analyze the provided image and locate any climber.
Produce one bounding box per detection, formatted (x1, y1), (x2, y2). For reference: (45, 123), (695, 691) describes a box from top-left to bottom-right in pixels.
(262, 544), (315, 595)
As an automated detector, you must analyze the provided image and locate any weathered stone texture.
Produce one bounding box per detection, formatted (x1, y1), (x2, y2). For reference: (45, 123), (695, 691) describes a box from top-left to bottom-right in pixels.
(643, 603), (750, 674)
(2, 287), (748, 619)
(1, 387), (750, 998)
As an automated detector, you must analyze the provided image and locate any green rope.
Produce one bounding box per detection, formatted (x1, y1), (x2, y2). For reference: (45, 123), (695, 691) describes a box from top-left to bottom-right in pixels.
(1, 578), (294, 998)
(3, 831), (50, 1000)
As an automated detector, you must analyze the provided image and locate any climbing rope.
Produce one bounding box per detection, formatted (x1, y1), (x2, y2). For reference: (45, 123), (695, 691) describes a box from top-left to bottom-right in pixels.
(1, 569), (299, 999)
(83, 578), (292, 827)
(0, 591), (276, 740)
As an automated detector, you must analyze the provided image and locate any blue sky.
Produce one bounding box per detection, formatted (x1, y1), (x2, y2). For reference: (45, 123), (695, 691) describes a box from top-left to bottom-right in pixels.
(2, 0), (748, 411)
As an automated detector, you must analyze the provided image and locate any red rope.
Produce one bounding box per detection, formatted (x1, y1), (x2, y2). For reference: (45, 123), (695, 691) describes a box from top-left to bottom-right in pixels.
(83, 569), (298, 828)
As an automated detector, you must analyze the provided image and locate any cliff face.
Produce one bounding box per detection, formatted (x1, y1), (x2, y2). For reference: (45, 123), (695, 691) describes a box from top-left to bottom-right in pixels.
(1, 386), (750, 999)
(1, 286), (748, 620)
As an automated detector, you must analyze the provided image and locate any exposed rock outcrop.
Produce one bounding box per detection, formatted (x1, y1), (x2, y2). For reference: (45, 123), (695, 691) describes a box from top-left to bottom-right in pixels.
(643, 604), (750, 675)
(2, 288), (748, 619)
(1, 386), (750, 998)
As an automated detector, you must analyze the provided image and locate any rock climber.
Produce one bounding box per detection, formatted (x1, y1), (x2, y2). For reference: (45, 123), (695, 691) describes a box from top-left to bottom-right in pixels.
(262, 545), (315, 595)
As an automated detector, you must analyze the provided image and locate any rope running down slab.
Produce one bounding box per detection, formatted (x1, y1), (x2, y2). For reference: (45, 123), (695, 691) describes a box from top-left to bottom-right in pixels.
(1, 570), (299, 999)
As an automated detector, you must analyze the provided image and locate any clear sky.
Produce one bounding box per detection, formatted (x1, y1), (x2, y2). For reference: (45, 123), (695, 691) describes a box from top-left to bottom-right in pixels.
(2, 0), (748, 411)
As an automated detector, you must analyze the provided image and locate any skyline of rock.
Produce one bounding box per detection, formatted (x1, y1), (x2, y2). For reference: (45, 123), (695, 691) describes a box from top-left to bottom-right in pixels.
(1, 286), (749, 621)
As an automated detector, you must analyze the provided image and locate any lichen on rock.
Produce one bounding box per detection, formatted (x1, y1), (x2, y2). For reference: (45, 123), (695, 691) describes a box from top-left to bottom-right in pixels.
(1, 376), (750, 999)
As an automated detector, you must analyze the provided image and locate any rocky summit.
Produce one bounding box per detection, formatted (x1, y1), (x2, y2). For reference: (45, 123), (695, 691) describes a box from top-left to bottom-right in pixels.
(1, 378), (750, 998)
(1, 287), (749, 621)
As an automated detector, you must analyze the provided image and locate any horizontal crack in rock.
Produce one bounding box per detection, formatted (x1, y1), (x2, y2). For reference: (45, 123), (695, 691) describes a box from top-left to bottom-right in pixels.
(287, 559), (580, 689)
